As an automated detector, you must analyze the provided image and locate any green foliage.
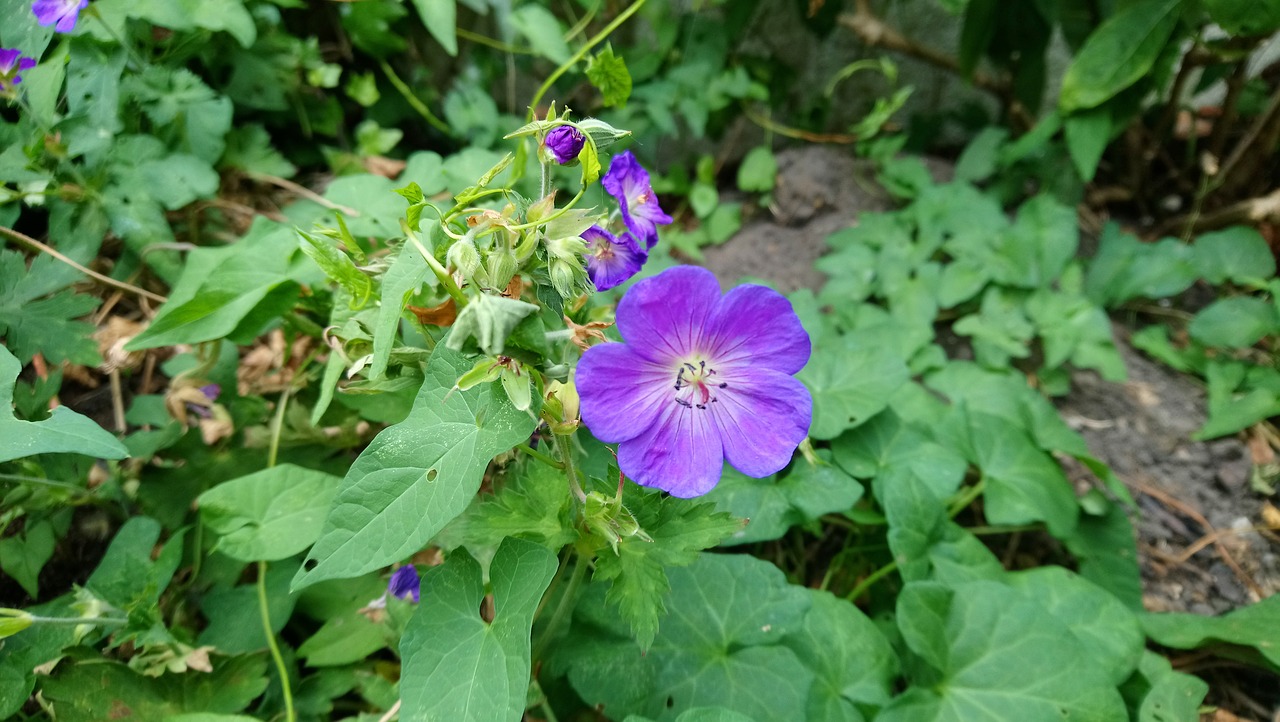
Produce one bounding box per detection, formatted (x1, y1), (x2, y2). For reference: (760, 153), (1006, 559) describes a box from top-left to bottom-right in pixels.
(0, 250), (100, 365)
(587, 45), (633, 108)
(704, 458), (863, 545)
(198, 464), (342, 562)
(1142, 595), (1280, 671)
(1059, 0), (1182, 112)
(399, 538), (557, 722)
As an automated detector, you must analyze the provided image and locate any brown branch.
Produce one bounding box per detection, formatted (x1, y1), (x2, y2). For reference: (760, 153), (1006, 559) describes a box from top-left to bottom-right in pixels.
(1215, 83), (1280, 196)
(0, 225), (168, 304)
(1155, 186), (1280, 236)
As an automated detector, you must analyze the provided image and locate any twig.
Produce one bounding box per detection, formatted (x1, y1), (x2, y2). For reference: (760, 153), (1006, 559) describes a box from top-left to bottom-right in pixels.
(1155, 186), (1280, 236)
(1173, 522), (1280, 564)
(244, 171), (361, 216)
(742, 104), (860, 144)
(0, 225), (168, 303)
(1132, 479), (1265, 599)
(1215, 83), (1280, 196)
(376, 699), (401, 722)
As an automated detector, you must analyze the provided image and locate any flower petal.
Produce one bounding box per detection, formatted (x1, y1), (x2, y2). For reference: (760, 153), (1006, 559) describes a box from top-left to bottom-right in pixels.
(584, 226), (647, 291)
(577, 342), (670, 443)
(615, 265), (722, 363)
(618, 401), (724, 497)
(705, 284), (811, 375)
(711, 367), (812, 478)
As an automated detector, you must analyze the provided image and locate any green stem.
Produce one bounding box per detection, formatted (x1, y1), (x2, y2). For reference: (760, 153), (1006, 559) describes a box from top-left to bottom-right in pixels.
(517, 443), (564, 470)
(29, 615), (127, 627)
(258, 560), (295, 722)
(404, 221), (468, 309)
(379, 60), (452, 136)
(455, 27), (534, 55)
(947, 479), (986, 519)
(508, 187), (586, 232)
(845, 560), (898, 602)
(267, 385), (291, 470)
(532, 553), (587, 662)
(0, 473), (96, 498)
(553, 434), (586, 502)
(526, 0), (649, 120)
(966, 523), (1042, 536)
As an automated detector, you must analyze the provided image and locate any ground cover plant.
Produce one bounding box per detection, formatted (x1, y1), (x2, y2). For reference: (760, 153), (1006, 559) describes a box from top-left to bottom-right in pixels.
(1, 1), (1279, 721)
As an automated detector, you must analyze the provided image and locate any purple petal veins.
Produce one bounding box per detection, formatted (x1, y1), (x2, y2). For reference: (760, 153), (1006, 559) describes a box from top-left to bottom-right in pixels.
(577, 265), (812, 497)
(583, 225), (647, 292)
(544, 125), (585, 164)
(388, 565), (420, 603)
(602, 151), (673, 250)
(32, 0), (89, 32)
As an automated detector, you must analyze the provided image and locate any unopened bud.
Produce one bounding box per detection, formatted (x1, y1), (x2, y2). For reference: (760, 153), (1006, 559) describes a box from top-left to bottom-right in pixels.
(447, 238), (482, 279)
(0, 609), (34, 639)
(544, 377), (581, 434)
(576, 118), (633, 152)
(487, 250), (517, 291)
(549, 258), (585, 299)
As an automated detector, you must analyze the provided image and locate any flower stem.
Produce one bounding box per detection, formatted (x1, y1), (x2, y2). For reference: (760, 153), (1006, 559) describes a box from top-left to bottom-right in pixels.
(553, 434), (587, 502)
(379, 60), (451, 136)
(508, 187), (586, 231)
(517, 443), (564, 470)
(258, 560), (295, 722)
(403, 221), (468, 309)
(29, 615), (127, 627)
(526, 0), (649, 121)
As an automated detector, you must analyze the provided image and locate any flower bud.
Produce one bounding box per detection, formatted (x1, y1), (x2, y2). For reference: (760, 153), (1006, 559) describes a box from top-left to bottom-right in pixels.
(446, 238), (482, 279)
(543, 125), (586, 165)
(487, 249), (517, 291)
(544, 377), (581, 434)
(0, 609), (33, 639)
(576, 118), (633, 152)
(549, 257), (587, 299)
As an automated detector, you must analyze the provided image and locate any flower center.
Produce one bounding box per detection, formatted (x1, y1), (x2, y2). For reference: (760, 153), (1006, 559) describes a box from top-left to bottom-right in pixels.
(592, 240), (615, 261)
(673, 359), (727, 410)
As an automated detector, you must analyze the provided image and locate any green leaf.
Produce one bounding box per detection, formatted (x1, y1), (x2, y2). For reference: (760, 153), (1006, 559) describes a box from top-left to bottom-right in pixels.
(1192, 226), (1277, 285)
(1084, 225), (1198, 306)
(297, 610), (388, 668)
(830, 409), (966, 499)
(509, 5), (570, 64)
(799, 336), (909, 439)
(564, 553), (814, 721)
(0, 344), (127, 463)
(293, 343), (537, 589)
(42, 654), (268, 722)
(450, 461), (576, 550)
(965, 410), (1079, 538)
(298, 230), (373, 307)
(881, 581), (1128, 722)
(1142, 595), (1280, 671)
(736, 146), (778, 193)
(1062, 502), (1143, 609)
(627, 710), (757, 722)
(1059, 0), (1181, 112)
(704, 458), (863, 545)
(198, 464), (342, 563)
(0, 520), (55, 598)
(122, 0), (257, 47)
(587, 46), (633, 108)
(1188, 296), (1279, 348)
(1121, 651), (1209, 722)
(1064, 107), (1111, 181)
(591, 484), (743, 649)
(782, 589), (898, 720)
(990, 194), (1079, 288)
(86, 517), (183, 614)
(953, 127), (1008, 183)
(399, 538), (558, 722)
(1202, 0), (1280, 35)
(199, 561), (298, 654)
(222, 125), (297, 178)
(0, 250), (101, 366)
(370, 239), (432, 380)
(126, 220), (303, 350)
(447, 293), (541, 356)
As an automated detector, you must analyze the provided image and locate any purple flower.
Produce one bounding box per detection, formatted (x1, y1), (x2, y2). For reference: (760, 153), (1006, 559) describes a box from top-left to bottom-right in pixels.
(0, 49), (36, 92)
(32, 0), (88, 33)
(577, 266), (812, 497)
(388, 565), (420, 603)
(583, 226), (647, 291)
(544, 125), (585, 165)
(602, 151), (672, 250)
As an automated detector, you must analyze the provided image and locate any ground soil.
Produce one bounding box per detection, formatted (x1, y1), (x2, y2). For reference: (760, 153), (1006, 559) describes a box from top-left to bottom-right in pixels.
(703, 146), (1280, 716)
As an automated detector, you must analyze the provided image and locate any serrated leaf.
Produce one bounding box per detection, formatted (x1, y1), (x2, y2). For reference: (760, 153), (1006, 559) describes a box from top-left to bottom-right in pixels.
(451, 461), (575, 550)
(399, 538), (557, 722)
(880, 581), (1128, 722)
(123, 0), (257, 47)
(564, 553), (813, 721)
(799, 336), (909, 439)
(0, 250), (101, 366)
(1059, 0), (1181, 112)
(0, 344), (126, 463)
(586, 45), (633, 108)
(293, 343), (537, 589)
(197, 464), (341, 562)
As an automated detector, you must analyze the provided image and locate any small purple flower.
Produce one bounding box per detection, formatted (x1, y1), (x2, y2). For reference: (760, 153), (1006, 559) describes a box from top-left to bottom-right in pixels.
(0, 49), (36, 93)
(544, 125), (585, 165)
(583, 226), (647, 291)
(577, 266), (812, 497)
(602, 151), (673, 250)
(32, 0), (89, 33)
(388, 565), (420, 603)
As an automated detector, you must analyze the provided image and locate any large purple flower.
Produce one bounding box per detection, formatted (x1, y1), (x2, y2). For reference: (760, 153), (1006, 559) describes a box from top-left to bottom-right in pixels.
(0, 49), (36, 92)
(577, 266), (812, 497)
(583, 225), (646, 291)
(32, 0), (88, 32)
(602, 151), (672, 250)
(544, 125), (585, 165)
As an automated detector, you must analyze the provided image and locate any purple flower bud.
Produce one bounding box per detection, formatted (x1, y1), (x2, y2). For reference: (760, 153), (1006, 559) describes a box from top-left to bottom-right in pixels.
(388, 565), (420, 603)
(0, 49), (36, 92)
(32, 0), (88, 33)
(544, 126), (585, 165)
